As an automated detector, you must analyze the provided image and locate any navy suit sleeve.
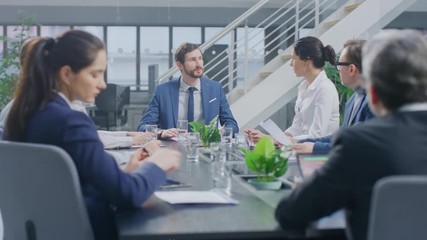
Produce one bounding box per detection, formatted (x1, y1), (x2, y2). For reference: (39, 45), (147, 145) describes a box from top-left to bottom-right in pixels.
(64, 111), (166, 208)
(312, 142), (331, 154)
(217, 84), (239, 134)
(275, 129), (360, 229)
(138, 86), (161, 132)
(299, 135), (332, 154)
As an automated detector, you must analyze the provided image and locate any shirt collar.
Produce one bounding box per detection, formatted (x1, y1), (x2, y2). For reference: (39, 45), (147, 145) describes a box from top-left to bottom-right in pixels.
(180, 77), (201, 92)
(301, 70), (327, 91)
(57, 92), (73, 108)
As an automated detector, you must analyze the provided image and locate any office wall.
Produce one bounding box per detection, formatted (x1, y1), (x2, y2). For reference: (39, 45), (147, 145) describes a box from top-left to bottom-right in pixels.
(0, 5), (426, 29)
(0, 6), (276, 26)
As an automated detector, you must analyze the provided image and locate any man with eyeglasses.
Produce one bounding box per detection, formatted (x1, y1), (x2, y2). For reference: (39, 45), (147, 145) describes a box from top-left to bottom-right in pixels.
(292, 39), (374, 154)
(137, 42), (238, 138)
(276, 29), (427, 240)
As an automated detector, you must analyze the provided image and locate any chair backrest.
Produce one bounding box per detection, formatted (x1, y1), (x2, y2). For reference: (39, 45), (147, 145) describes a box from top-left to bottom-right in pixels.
(367, 175), (427, 240)
(95, 83), (130, 112)
(0, 141), (94, 240)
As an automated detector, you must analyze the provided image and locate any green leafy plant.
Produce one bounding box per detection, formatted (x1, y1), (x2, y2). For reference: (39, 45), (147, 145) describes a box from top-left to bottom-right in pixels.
(0, 12), (38, 110)
(189, 117), (220, 148)
(242, 136), (288, 182)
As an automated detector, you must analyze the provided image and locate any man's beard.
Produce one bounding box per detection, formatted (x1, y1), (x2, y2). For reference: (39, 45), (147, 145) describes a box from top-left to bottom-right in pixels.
(185, 67), (204, 78)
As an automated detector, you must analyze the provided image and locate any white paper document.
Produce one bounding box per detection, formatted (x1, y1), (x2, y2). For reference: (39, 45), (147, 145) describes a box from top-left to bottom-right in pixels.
(155, 190), (239, 205)
(259, 119), (293, 146)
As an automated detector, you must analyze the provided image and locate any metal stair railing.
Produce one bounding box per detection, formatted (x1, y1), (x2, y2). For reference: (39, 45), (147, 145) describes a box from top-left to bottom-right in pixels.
(156, 0), (271, 84)
(157, 0), (348, 97)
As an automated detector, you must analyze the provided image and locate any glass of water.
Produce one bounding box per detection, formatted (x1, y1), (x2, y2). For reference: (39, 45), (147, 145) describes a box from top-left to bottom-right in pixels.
(220, 127), (233, 144)
(145, 124), (158, 142)
(211, 151), (231, 194)
(177, 120), (188, 143)
(186, 132), (200, 162)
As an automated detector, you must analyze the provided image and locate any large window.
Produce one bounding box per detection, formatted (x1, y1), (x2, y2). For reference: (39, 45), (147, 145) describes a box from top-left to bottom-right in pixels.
(6, 25), (38, 49)
(172, 27), (202, 49)
(140, 27), (169, 89)
(74, 26), (104, 41)
(0, 26), (3, 54)
(40, 26), (70, 37)
(205, 27), (231, 45)
(107, 26), (136, 86)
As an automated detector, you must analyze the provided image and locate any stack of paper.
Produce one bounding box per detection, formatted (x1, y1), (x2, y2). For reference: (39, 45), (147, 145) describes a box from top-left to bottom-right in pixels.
(155, 190), (239, 204)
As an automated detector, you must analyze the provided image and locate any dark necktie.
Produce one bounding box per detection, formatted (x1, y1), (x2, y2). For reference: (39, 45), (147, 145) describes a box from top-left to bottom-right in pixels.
(187, 87), (196, 123)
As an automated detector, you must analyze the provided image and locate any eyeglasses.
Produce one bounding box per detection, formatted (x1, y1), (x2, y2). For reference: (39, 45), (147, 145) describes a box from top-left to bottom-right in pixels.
(335, 62), (356, 71)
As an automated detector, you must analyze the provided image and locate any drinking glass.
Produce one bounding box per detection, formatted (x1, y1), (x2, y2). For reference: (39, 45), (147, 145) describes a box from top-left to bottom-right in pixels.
(145, 124), (158, 142)
(220, 127), (233, 144)
(209, 142), (220, 162)
(177, 120), (188, 143)
(211, 151), (231, 194)
(186, 132), (200, 162)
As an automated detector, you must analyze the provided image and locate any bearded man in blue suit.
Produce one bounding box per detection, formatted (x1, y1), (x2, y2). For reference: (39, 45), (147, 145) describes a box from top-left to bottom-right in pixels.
(137, 42), (238, 138)
(293, 40), (374, 154)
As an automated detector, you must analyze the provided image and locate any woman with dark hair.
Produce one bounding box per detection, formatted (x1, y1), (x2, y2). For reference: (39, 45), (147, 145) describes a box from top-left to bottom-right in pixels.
(5, 30), (180, 240)
(246, 36), (339, 142)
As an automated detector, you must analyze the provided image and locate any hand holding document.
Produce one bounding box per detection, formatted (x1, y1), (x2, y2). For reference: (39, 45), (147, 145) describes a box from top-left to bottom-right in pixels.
(259, 119), (293, 146)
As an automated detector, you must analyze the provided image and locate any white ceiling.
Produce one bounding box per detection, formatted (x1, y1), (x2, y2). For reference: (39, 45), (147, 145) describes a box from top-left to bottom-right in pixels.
(0, 0), (425, 10)
(0, 0), (284, 8)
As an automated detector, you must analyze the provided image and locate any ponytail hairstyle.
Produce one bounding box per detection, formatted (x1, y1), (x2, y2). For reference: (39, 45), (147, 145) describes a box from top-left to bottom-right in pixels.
(6, 30), (105, 141)
(293, 36), (336, 68)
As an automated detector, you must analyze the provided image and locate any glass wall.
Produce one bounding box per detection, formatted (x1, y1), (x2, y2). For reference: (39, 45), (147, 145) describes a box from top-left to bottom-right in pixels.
(140, 27), (169, 89)
(0, 23), (267, 91)
(107, 26), (136, 86)
(0, 26), (3, 54)
(40, 26), (70, 37)
(74, 26), (104, 41)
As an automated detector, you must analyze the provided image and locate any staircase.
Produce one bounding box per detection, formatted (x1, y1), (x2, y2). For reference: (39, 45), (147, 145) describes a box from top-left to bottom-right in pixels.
(232, 0), (416, 130)
(156, 0), (417, 131)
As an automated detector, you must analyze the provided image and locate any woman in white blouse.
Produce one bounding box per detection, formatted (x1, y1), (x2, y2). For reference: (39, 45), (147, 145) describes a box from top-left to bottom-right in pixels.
(246, 36), (339, 142)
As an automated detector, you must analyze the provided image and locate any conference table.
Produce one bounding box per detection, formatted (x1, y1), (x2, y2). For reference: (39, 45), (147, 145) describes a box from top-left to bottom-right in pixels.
(114, 141), (345, 240)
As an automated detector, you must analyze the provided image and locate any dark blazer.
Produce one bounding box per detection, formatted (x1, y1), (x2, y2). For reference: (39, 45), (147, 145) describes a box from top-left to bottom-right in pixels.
(137, 77), (238, 134)
(302, 92), (374, 154)
(276, 110), (427, 240)
(22, 94), (166, 240)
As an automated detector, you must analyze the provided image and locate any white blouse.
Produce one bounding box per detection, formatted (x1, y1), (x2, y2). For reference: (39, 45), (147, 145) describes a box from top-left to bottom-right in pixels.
(286, 70), (340, 140)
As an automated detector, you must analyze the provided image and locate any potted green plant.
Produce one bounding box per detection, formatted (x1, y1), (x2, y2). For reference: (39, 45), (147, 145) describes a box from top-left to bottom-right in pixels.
(189, 117), (220, 148)
(242, 136), (289, 190)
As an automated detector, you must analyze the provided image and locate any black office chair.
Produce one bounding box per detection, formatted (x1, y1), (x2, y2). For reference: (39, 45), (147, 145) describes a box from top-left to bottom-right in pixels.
(92, 83), (130, 130)
(367, 175), (427, 240)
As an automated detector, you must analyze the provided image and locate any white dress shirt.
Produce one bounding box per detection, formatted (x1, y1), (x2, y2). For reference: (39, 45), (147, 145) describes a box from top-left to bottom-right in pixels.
(178, 77), (203, 122)
(286, 70), (340, 140)
(68, 98), (133, 149)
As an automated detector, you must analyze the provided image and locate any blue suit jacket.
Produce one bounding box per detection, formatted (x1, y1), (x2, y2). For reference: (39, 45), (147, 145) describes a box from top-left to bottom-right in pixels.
(20, 94), (166, 240)
(138, 77), (239, 134)
(301, 92), (374, 154)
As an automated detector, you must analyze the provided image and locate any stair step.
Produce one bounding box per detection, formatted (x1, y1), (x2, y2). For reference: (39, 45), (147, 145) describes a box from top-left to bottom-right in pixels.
(323, 19), (340, 28)
(259, 72), (272, 79)
(281, 54), (292, 61)
(344, 2), (362, 12)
